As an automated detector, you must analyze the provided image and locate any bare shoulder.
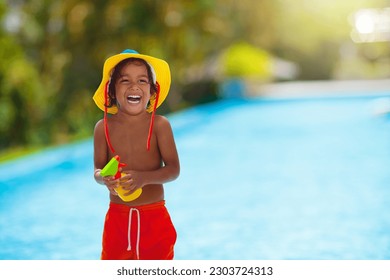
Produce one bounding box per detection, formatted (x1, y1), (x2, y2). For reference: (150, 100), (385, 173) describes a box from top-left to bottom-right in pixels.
(154, 115), (173, 132)
(94, 119), (104, 131)
(94, 119), (105, 137)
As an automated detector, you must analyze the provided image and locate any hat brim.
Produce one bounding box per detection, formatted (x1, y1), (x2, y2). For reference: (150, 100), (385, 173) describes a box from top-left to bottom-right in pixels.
(93, 52), (171, 114)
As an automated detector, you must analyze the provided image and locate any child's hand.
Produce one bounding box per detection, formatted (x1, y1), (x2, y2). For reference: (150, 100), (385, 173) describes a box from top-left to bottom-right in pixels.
(120, 171), (145, 195)
(102, 175), (119, 196)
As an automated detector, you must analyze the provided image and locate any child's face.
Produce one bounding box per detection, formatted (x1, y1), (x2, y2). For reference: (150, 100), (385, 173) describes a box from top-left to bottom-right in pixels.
(114, 62), (152, 115)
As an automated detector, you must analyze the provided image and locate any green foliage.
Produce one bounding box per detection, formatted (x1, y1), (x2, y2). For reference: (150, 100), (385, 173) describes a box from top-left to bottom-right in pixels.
(0, 9), (47, 149)
(181, 79), (219, 106)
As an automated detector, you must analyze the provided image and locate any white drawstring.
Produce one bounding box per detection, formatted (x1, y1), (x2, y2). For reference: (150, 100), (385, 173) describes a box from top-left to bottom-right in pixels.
(127, 208), (141, 259)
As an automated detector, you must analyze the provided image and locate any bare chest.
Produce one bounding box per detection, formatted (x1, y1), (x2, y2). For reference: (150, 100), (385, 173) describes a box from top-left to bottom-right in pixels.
(108, 121), (161, 170)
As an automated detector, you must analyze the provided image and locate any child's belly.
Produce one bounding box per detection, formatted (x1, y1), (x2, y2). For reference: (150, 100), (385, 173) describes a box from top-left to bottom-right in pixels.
(110, 184), (164, 206)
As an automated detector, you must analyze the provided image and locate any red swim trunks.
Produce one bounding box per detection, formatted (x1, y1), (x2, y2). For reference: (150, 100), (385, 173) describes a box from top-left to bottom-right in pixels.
(101, 201), (177, 260)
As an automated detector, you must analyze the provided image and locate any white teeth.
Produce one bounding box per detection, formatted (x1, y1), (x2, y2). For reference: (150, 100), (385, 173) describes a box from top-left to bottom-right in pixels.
(127, 95), (141, 103)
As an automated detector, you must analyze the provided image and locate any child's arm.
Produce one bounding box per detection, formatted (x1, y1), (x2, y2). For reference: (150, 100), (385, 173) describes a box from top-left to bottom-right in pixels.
(122, 116), (180, 191)
(93, 119), (118, 195)
(151, 115), (180, 182)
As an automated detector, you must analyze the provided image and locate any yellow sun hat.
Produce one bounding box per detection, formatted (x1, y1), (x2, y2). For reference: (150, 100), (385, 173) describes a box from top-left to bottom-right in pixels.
(93, 49), (171, 114)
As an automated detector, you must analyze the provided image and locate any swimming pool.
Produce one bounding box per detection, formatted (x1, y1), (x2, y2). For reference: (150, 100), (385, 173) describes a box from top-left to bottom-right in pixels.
(1, 93), (390, 260)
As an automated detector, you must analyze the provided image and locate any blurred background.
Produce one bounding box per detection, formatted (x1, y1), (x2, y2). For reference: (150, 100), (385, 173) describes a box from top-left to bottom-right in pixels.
(0, 0), (390, 260)
(0, 0), (389, 158)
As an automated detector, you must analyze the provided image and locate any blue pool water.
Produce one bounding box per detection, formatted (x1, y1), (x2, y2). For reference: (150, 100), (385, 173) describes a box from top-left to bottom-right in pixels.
(1, 94), (390, 260)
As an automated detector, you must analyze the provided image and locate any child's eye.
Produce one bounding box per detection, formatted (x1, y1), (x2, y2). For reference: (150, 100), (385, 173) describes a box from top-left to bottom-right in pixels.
(138, 79), (148, 84)
(120, 78), (129, 84)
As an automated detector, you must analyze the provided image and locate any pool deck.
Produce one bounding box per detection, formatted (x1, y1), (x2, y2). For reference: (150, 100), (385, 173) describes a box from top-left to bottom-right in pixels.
(249, 79), (390, 98)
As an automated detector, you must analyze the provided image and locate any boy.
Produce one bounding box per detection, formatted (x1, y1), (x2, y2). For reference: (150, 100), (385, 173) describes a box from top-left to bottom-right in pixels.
(92, 49), (180, 260)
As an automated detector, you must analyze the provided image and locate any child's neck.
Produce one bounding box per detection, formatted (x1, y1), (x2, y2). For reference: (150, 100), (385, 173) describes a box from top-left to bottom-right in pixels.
(115, 110), (150, 123)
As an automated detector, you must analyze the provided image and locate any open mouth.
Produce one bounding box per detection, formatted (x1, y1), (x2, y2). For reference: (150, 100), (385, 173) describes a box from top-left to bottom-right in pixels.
(126, 95), (141, 104)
